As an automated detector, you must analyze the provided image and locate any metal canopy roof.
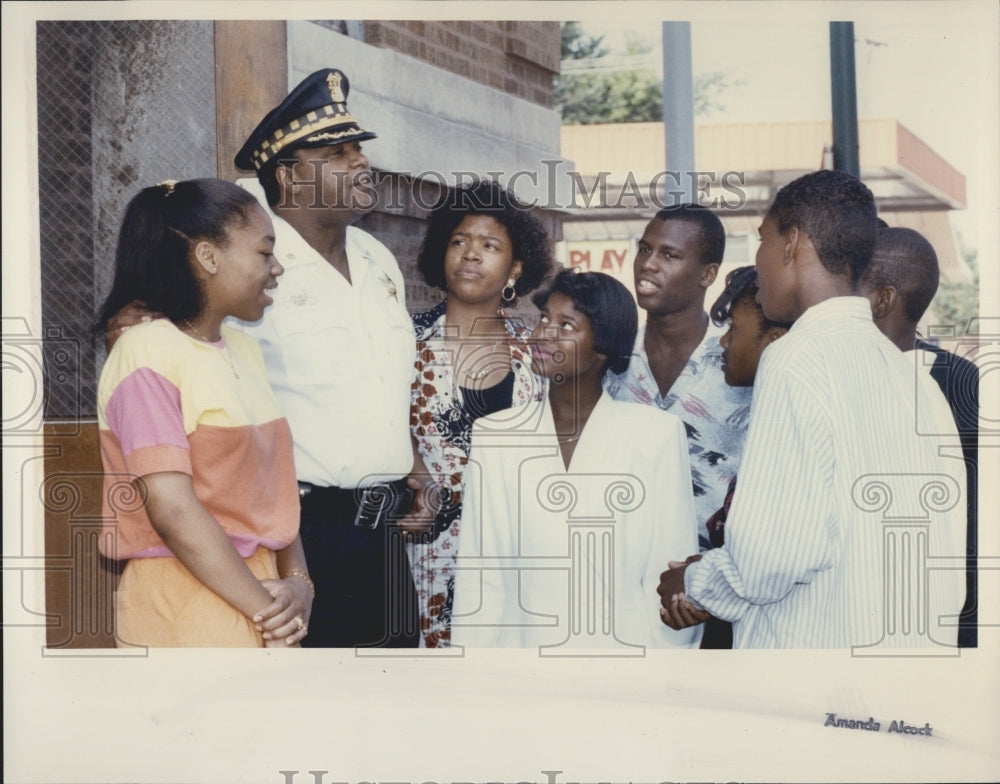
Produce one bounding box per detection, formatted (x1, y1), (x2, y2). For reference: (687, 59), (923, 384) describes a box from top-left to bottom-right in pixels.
(560, 119), (966, 218)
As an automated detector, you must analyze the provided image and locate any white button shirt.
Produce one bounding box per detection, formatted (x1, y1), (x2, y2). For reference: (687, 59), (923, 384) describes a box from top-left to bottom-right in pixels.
(232, 178), (415, 488)
(452, 392), (702, 650)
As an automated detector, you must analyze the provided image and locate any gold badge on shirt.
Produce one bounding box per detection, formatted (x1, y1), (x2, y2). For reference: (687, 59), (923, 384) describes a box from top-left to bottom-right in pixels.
(379, 271), (398, 302)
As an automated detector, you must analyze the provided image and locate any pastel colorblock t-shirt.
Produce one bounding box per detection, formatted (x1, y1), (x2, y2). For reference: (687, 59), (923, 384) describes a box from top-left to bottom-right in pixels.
(97, 319), (299, 560)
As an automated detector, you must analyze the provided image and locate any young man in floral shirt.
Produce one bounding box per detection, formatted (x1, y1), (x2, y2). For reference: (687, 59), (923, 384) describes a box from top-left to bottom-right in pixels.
(606, 204), (752, 550)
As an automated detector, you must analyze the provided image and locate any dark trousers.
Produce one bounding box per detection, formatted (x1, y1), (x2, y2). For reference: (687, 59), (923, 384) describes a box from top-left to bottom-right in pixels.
(700, 616), (734, 649)
(298, 484), (419, 648)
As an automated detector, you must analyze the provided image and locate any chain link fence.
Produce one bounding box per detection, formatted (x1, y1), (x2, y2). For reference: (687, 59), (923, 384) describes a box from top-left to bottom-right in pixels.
(36, 20), (217, 419)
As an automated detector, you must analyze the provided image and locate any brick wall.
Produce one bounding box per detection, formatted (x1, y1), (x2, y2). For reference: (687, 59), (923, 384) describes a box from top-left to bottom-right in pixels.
(361, 21), (560, 108)
(302, 18), (565, 302)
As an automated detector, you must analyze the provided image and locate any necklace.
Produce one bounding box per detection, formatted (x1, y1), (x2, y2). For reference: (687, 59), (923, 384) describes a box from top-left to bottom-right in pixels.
(183, 319), (240, 379)
(460, 334), (506, 382)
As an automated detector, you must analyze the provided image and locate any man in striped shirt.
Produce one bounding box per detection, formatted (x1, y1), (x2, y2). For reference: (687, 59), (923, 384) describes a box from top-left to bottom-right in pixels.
(658, 170), (967, 649)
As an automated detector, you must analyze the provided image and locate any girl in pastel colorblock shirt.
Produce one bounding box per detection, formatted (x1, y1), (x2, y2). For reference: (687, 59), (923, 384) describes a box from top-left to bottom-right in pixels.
(96, 178), (313, 648)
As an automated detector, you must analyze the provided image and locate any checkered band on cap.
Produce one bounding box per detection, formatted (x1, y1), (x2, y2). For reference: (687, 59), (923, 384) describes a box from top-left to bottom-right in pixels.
(234, 68), (376, 172)
(251, 103), (365, 169)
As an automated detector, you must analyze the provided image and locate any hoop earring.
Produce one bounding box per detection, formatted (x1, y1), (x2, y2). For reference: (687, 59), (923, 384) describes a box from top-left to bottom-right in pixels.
(501, 278), (517, 306)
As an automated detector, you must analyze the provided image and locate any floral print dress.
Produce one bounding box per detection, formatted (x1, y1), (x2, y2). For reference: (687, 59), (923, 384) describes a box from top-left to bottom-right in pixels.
(406, 300), (541, 647)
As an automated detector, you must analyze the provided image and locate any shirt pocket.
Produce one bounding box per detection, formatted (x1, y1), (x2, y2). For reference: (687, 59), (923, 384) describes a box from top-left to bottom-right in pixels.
(372, 298), (418, 386)
(271, 301), (358, 389)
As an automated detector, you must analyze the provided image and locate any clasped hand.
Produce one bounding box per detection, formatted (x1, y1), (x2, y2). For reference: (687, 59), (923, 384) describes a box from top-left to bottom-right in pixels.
(395, 475), (441, 536)
(657, 554), (712, 630)
(254, 576), (314, 648)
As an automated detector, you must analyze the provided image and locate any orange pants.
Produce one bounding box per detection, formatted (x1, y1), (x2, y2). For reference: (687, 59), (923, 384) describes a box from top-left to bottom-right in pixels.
(115, 548), (278, 648)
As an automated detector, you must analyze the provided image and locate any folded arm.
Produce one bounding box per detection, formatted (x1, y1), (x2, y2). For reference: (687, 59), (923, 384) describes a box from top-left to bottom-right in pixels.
(141, 471), (277, 629)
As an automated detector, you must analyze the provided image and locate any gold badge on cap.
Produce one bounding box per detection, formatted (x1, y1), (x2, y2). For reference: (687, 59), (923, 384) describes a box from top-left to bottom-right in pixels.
(327, 72), (346, 103)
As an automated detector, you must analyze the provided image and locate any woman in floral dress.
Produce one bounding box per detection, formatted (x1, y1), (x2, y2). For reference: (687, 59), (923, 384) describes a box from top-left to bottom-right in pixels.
(407, 179), (554, 647)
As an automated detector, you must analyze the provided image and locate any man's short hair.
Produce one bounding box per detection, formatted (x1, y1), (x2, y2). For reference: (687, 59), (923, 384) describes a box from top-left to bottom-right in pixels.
(766, 169), (878, 283)
(256, 157), (285, 209)
(652, 203), (726, 266)
(862, 226), (940, 323)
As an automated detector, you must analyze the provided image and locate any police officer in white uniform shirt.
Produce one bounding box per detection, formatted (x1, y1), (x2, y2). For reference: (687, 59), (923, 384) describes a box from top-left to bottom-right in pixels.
(232, 68), (423, 647)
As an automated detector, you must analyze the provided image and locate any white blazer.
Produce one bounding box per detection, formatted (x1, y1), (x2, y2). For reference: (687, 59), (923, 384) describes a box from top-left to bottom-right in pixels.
(452, 391), (702, 651)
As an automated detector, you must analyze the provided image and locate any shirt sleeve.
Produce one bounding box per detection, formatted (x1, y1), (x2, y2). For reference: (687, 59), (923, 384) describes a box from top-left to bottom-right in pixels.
(105, 366), (192, 478)
(684, 357), (836, 622)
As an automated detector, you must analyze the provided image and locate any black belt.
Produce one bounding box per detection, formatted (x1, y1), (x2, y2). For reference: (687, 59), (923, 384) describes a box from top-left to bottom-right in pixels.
(298, 479), (414, 530)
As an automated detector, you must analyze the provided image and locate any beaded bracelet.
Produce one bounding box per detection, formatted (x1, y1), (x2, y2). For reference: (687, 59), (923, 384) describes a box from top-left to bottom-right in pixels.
(285, 568), (315, 598)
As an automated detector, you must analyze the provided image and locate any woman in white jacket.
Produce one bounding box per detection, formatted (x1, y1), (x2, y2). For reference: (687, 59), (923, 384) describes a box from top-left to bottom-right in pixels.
(452, 269), (702, 651)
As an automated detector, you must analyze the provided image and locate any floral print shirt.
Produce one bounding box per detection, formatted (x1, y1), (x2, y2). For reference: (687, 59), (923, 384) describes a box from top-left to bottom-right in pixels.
(605, 321), (753, 550)
(406, 300), (542, 646)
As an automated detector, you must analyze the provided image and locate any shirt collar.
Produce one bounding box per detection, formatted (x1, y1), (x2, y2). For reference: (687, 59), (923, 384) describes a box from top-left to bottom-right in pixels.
(632, 316), (726, 359)
(792, 296), (873, 331)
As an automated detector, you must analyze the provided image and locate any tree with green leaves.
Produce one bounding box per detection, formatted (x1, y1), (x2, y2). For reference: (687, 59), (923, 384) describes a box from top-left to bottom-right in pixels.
(555, 22), (744, 124)
(930, 240), (979, 335)
(561, 21), (607, 61)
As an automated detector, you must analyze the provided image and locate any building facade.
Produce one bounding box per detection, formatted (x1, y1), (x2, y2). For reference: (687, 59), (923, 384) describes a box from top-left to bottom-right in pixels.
(34, 19), (563, 648)
(559, 118), (970, 323)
